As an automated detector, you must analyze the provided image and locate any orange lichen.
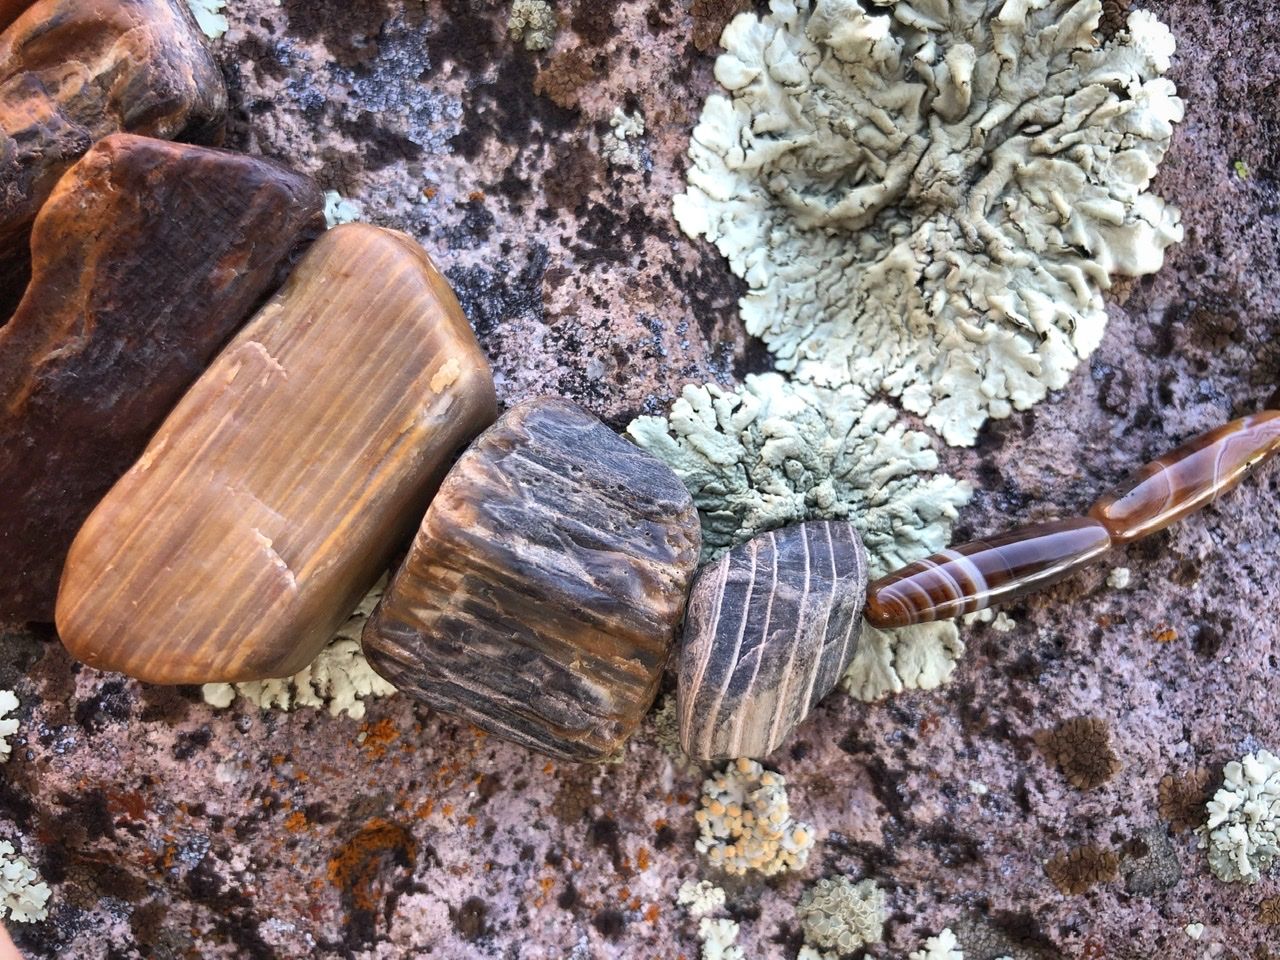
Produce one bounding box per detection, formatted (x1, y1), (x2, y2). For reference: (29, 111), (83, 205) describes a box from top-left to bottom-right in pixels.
(284, 811), (309, 833)
(1044, 844), (1120, 895)
(636, 847), (651, 871)
(645, 903), (660, 924)
(1157, 766), (1213, 833)
(1034, 717), (1121, 790)
(1153, 626), (1178, 644)
(327, 818), (416, 914)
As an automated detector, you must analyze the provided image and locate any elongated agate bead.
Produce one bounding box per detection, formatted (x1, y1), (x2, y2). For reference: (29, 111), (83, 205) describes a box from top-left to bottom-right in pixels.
(864, 518), (1112, 628)
(1089, 411), (1280, 545)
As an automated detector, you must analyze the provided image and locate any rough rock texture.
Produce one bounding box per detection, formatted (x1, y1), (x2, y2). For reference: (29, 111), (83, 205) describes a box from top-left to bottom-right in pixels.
(57, 224), (497, 684)
(0, 133), (324, 623)
(679, 521), (868, 761)
(0, 0), (227, 302)
(363, 397), (701, 762)
(1, 1), (1279, 957)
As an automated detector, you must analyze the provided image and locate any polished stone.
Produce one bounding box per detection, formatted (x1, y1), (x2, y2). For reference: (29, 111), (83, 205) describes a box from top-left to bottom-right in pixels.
(362, 398), (702, 762)
(679, 521), (868, 761)
(0, 0), (226, 281)
(0, 134), (324, 622)
(56, 224), (498, 682)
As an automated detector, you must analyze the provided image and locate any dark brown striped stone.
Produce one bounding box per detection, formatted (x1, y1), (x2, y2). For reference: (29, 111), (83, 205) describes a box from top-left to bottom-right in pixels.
(678, 521), (867, 761)
(864, 518), (1113, 629)
(1089, 411), (1280, 545)
(361, 398), (702, 762)
(0, 0), (226, 289)
(0, 0), (36, 30)
(0, 134), (323, 623)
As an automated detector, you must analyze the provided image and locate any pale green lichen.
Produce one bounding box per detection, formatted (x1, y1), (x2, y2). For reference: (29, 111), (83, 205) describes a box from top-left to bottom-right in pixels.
(910, 928), (965, 960)
(695, 758), (814, 876)
(677, 879), (728, 918)
(0, 690), (18, 763)
(0, 840), (50, 923)
(839, 620), (964, 702)
(674, 0), (1183, 445)
(627, 373), (970, 573)
(602, 107), (648, 170)
(797, 876), (887, 955)
(185, 0), (228, 40)
(508, 0), (558, 51)
(1197, 749), (1280, 884)
(323, 191), (364, 228)
(698, 917), (745, 960)
(202, 583), (395, 719)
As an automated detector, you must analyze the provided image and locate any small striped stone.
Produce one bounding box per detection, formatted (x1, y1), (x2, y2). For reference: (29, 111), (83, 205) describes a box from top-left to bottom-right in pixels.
(362, 398), (702, 762)
(1089, 411), (1280, 545)
(56, 224), (497, 683)
(679, 521), (868, 761)
(864, 518), (1113, 629)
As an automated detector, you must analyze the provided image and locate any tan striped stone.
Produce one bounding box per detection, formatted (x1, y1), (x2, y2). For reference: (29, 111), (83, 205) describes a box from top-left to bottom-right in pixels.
(56, 224), (498, 684)
(362, 398), (702, 762)
(679, 521), (868, 761)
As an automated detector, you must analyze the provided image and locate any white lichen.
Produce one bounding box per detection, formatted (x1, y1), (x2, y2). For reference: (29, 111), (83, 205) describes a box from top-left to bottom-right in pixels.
(1184, 922), (1205, 940)
(323, 191), (364, 229)
(185, 0), (228, 39)
(698, 916), (745, 960)
(1197, 749), (1280, 884)
(840, 620), (964, 702)
(202, 584), (395, 720)
(678, 879), (728, 918)
(628, 373), (970, 571)
(695, 758), (814, 876)
(674, 0), (1183, 445)
(910, 928), (965, 960)
(0, 690), (19, 763)
(1107, 566), (1132, 589)
(0, 840), (50, 923)
(797, 876), (887, 954)
(508, 0), (557, 51)
(602, 107), (648, 171)
(962, 607), (1015, 632)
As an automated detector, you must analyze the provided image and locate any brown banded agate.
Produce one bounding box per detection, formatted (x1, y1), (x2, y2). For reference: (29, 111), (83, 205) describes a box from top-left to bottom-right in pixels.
(864, 518), (1113, 629)
(1089, 411), (1280, 544)
(56, 224), (498, 683)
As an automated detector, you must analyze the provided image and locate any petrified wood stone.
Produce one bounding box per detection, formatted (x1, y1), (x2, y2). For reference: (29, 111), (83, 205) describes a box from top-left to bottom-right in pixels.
(362, 398), (702, 762)
(56, 224), (498, 682)
(0, 0), (35, 34)
(0, 133), (324, 622)
(0, 0), (226, 270)
(678, 521), (868, 761)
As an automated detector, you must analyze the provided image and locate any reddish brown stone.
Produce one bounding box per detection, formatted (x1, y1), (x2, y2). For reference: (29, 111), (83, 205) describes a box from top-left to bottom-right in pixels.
(0, 133), (324, 622)
(0, 0), (35, 32)
(0, 0), (226, 279)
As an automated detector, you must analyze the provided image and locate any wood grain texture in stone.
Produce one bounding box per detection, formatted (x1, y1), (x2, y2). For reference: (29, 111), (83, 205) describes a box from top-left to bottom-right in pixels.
(678, 521), (868, 761)
(362, 398), (702, 762)
(864, 518), (1114, 628)
(0, 0), (226, 274)
(1089, 411), (1280, 545)
(0, 134), (324, 623)
(56, 223), (498, 683)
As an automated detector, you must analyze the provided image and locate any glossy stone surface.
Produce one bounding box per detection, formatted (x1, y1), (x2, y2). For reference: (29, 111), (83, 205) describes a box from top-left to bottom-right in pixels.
(1090, 411), (1280, 545)
(56, 224), (497, 683)
(679, 521), (867, 761)
(864, 518), (1113, 628)
(0, 0), (225, 276)
(0, 134), (323, 623)
(362, 397), (702, 762)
